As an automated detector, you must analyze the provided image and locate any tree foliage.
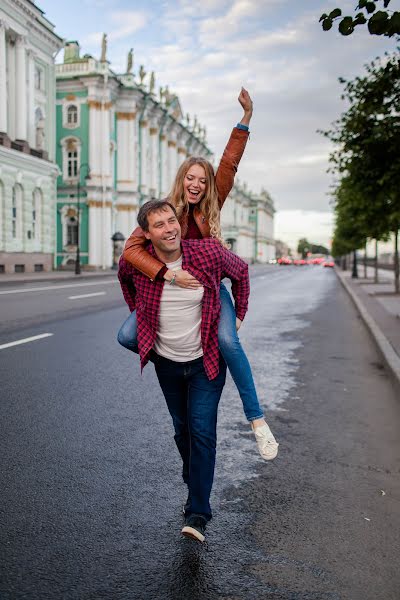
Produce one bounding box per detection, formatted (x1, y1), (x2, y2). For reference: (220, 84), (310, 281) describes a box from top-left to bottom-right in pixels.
(321, 51), (400, 289)
(320, 0), (400, 37)
(297, 238), (329, 257)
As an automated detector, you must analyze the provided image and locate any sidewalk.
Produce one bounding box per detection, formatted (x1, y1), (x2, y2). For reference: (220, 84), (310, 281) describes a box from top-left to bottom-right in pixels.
(0, 268), (117, 286)
(336, 266), (400, 388)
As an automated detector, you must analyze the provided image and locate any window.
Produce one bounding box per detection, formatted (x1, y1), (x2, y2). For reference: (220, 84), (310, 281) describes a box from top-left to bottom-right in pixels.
(61, 137), (81, 182)
(12, 184), (23, 240)
(67, 150), (78, 178)
(32, 189), (42, 243)
(35, 66), (43, 91)
(67, 105), (78, 126)
(66, 216), (78, 246)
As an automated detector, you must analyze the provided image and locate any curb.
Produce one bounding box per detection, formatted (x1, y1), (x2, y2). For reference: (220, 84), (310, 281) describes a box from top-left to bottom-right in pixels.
(336, 269), (400, 388)
(0, 271), (117, 286)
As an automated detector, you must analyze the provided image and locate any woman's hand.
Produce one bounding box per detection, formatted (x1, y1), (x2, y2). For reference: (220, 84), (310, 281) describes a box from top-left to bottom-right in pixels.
(236, 317), (242, 331)
(164, 269), (202, 289)
(238, 87), (253, 122)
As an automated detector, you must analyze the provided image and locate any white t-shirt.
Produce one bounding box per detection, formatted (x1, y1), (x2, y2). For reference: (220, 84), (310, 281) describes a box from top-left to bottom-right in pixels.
(154, 256), (204, 362)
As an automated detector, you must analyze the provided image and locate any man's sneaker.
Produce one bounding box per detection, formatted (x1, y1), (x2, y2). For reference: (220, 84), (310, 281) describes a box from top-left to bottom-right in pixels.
(252, 421), (279, 460)
(181, 514), (207, 543)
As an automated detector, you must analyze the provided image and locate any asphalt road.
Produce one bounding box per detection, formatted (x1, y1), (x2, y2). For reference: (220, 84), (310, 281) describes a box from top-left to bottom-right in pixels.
(1, 265), (399, 600)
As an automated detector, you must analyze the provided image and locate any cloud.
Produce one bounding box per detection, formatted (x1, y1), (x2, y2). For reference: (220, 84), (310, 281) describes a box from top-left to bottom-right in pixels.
(108, 10), (149, 42)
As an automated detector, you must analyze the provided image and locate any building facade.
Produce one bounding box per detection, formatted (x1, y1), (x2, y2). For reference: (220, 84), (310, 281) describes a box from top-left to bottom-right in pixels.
(55, 39), (276, 269)
(0, 0), (63, 273)
(55, 40), (211, 269)
(221, 185), (275, 263)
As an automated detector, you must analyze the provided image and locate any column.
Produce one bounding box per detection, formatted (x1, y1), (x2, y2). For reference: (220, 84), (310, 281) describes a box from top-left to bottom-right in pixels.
(149, 126), (158, 196)
(27, 49), (36, 147)
(7, 37), (16, 140)
(167, 138), (177, 190)
(0, 21), (7, 133)
(15, 35), (27, 141)
(160, 134), (168, 196)
(88, 101), (100, 181)
(140, 119), (149, 197)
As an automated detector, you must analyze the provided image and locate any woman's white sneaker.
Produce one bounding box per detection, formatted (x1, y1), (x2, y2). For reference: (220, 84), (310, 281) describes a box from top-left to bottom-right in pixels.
(252, 422), (279, 460)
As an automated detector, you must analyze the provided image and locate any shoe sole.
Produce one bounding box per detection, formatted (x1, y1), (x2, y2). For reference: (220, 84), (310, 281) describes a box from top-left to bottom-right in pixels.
(181, 525), (205, 543)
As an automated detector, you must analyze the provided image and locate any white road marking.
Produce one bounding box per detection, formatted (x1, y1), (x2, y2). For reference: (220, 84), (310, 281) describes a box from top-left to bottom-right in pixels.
(68, 291), (106, 300)
(0, 279), (116, 295)
(0, 333), (54, 350)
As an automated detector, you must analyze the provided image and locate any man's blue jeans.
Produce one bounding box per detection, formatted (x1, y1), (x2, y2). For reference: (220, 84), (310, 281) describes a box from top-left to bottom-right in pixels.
(152, 353), (226, 521)
(117, 282), (264, 421)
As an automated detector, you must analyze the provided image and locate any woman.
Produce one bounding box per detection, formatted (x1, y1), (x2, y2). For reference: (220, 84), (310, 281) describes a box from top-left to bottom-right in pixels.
(118, 88), (278, 461)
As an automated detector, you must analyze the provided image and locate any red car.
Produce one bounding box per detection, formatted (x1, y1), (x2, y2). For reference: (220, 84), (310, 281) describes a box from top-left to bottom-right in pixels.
(323, 260), (334, 268)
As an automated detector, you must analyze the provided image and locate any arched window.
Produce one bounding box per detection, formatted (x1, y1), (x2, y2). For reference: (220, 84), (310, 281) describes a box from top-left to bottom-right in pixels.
(67, 105), (78, 126)
(61, 137), (82, 182)
(32, 188), (42, 243)
(66, 215), (78, 246)
(12, 184), (23, 241)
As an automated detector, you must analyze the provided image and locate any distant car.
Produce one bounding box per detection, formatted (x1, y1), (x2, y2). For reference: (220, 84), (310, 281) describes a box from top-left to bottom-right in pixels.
(278, 257), (292, 265)
(323, 260), (334, 268)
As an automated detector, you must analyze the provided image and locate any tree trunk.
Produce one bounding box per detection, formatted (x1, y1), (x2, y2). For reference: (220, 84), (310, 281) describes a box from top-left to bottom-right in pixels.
(352, 250), (358, 279)
(374, 240), (378, 284)
(394, 229), (399, 294)
(364, 242), (367, 278)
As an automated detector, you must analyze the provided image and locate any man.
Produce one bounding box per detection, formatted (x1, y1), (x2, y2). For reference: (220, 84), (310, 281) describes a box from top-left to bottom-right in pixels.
(118, 199), (250, 543)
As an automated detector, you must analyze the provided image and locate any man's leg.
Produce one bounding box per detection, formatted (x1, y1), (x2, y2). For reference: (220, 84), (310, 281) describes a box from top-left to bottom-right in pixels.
(185, 356), (227, 521)
(153, 355), (190, 486)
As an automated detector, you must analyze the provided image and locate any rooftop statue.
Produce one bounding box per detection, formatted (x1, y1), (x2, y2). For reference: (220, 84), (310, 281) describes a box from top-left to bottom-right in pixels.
(100, 33), (107, 62)
(149, 71), (155, 95)
(127, 48), (133, 74)
(139, 65), (146, 85)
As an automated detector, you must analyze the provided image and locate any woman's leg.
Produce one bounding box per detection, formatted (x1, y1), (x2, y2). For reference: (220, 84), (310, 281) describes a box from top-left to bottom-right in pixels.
(218, 283), (279, 460)
(117, 310), (139, 354)
(218, 282), (264, 421)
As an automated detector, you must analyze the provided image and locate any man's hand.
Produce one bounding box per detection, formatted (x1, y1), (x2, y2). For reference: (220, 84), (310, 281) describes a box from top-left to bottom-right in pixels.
(238, 87), (253, 117)
(236, 317), (242, 331)
(164, 269), (202, 289)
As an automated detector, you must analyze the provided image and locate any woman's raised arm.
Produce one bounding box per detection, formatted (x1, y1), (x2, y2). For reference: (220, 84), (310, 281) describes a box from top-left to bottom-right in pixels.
(215, 87), (253, 208)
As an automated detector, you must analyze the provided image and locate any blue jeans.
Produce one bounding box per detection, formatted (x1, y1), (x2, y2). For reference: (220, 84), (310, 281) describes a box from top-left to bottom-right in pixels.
(153, 353), (226, 521)
(117, 282), (264, 421)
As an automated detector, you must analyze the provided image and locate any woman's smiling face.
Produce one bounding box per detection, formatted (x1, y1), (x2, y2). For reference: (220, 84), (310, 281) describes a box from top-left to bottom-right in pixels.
(183, 164), (207, 204)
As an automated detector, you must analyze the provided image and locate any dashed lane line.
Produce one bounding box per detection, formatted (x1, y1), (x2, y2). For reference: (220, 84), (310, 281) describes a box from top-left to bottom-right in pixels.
(0, 333), (54, 351)
(0, 280), (116, 295)
(68, 292), (106, 300)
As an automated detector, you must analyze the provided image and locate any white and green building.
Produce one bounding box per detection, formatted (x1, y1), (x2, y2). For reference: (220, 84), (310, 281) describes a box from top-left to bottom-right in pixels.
(55, 41), (211, 269)
(0, 0), (63, 273)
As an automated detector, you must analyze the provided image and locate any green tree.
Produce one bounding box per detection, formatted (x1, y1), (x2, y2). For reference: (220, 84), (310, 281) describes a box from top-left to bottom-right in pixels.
(320, 0), (400, 37)
(320, 51), (400, 291)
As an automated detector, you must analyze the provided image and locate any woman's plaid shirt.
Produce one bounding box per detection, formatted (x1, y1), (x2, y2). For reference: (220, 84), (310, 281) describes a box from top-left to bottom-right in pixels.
(118, 238), (250, 380)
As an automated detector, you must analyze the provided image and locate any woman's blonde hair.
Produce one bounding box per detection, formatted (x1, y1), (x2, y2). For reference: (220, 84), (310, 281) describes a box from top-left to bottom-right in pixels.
(168, 156), (224, 243)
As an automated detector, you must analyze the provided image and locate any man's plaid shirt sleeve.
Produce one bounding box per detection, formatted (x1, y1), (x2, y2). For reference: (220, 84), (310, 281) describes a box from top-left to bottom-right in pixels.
(219, 246), (249, 321)
(118, 256), (137, 312)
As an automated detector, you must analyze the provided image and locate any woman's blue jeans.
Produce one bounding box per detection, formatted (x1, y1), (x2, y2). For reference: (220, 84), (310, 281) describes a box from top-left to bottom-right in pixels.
(117, 282), (264, 421)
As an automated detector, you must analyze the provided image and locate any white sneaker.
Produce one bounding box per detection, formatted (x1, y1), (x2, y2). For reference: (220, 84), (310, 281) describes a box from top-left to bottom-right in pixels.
(252, 422), (279, 460)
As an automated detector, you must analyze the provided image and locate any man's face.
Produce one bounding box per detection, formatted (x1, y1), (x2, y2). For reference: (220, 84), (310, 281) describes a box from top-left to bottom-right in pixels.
(144, 207), (181, 257)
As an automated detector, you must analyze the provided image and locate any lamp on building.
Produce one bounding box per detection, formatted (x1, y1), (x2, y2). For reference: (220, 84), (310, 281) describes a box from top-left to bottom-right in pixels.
(75, 163), (91, 275)
(111, 232), (126, 269)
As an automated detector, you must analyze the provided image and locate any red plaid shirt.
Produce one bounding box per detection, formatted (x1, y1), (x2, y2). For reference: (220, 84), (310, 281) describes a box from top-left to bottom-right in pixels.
(118, 238), (250, 380)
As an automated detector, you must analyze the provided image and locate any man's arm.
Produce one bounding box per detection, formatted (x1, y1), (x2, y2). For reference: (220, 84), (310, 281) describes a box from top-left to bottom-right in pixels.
(118, 256), (137, 312)
(219, 246), (250, 322)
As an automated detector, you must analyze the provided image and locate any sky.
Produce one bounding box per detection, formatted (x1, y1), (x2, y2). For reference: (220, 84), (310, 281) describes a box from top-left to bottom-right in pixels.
(37, 0), (399, 251)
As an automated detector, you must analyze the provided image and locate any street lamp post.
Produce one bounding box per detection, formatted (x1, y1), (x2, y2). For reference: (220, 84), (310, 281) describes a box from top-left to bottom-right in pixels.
(75, 163), (90, 275)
